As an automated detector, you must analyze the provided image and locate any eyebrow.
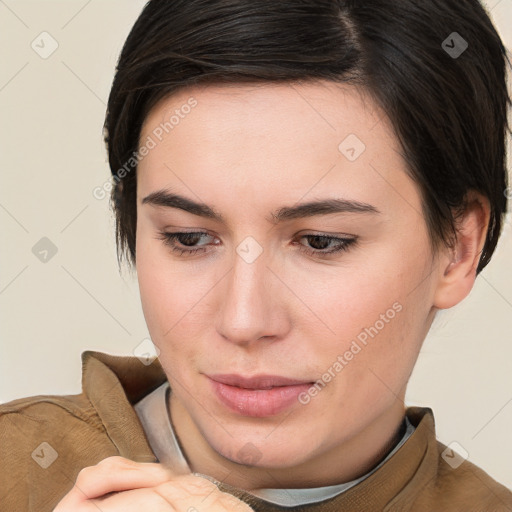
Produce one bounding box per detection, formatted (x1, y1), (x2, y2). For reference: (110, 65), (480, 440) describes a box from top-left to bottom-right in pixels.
(141, 190), (380, 224)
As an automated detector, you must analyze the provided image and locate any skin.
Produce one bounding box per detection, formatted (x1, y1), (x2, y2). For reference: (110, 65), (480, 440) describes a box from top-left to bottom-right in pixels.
(131, 80), (489, 492)
(53, 456), (253, 511)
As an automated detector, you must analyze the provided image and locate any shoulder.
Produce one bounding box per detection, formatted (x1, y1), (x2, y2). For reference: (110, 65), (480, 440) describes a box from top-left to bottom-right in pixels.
(411, 439), (512, 511)
(0, 391), (108, 445)
(0, 393), (117, 511)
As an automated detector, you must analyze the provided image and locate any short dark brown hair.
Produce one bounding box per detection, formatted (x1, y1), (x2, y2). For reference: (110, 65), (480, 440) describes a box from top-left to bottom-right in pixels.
(104, 0), (511, 274)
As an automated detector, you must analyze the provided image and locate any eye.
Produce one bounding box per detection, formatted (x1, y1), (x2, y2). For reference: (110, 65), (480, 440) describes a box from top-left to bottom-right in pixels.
(155, 231), (217, 257)
(294, 234), (357, 258)
(155, 231), (357, 259)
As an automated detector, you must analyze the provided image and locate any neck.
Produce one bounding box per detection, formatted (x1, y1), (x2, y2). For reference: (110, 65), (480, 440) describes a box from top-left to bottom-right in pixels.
(169, 393), (407, 490)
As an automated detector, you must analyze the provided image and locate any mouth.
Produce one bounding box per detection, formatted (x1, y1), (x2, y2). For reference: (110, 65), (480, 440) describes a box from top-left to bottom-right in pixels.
(207, 374), (315, 417)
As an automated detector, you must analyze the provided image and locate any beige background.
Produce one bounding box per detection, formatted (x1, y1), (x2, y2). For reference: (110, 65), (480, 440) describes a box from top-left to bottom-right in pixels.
(1, 0), (511, 489)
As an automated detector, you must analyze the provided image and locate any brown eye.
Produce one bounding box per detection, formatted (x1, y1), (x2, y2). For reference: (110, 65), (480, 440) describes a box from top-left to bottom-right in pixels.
(296, 235), (357, 258)
(156, 231), (216, 256)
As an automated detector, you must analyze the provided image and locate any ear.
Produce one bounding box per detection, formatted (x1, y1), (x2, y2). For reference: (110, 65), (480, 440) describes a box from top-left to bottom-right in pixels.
(433, 191), (491, 310)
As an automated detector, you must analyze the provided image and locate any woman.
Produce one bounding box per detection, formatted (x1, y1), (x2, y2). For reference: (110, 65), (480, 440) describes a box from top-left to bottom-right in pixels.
(1, 0), (511, 510)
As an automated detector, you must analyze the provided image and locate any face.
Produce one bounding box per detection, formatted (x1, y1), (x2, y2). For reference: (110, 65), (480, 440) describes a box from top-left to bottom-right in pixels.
(135, 81), (439, 471)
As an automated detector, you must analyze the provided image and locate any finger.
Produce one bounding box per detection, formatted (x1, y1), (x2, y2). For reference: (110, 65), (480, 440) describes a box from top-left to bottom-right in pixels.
(67, 456), (178, 502)
(89, 487), (176, 512)
(153, 475), (254, 512)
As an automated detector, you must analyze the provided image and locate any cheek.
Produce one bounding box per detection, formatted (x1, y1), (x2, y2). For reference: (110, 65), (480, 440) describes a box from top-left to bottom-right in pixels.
(302, 245), (431, 400)
(135, 230), (216, 376)
(136, 228), (186, 346)
(296, 253), (406, 349)
(136, 262), (201, 389)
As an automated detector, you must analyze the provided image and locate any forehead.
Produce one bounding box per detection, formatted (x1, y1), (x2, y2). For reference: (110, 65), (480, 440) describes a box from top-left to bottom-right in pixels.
(137, 81), (420, 221)
(141, 80), (387, 141)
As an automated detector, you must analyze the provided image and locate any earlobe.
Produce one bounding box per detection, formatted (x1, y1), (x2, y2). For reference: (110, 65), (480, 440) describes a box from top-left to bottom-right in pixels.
(433, 192), (490, 310)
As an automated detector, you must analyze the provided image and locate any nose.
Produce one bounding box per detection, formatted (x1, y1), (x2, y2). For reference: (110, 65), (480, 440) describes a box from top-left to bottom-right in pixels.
(215, 245), (289, 347)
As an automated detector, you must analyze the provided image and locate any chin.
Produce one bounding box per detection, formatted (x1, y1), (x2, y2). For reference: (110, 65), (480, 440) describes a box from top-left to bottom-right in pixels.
(207, 429), (314, 470)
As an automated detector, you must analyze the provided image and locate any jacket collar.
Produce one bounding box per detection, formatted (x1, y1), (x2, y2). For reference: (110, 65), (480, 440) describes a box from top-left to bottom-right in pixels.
(81, 349), (166, 462)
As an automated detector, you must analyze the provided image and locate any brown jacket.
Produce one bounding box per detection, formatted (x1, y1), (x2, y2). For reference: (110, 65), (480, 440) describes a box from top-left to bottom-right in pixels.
(1, 350), (511, 512)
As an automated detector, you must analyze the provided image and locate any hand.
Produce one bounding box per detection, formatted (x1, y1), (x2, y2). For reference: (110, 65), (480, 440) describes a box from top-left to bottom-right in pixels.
(53, 455), (254, 511)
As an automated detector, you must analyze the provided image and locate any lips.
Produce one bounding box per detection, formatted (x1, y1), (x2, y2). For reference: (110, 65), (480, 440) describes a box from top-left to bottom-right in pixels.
(207, 374), (314, 417)
(208, 374), (313, 389)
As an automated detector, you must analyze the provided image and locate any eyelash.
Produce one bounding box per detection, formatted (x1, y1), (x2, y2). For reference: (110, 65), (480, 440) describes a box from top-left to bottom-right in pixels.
(155, 231), (358, 259)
